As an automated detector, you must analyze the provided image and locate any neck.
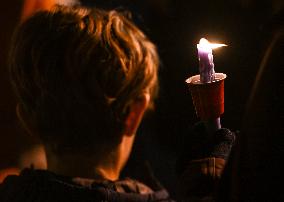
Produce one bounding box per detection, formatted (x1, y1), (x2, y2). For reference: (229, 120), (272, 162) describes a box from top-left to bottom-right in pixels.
(44, 134), (135, 181)
(45, 146), (120, 181)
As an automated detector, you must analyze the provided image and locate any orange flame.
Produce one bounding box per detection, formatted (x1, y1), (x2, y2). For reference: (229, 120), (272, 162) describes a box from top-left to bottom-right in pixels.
(197, 38), (227, 51)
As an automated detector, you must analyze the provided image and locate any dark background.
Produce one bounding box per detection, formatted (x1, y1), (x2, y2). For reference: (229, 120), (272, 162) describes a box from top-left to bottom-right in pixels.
(0, 0), (283, 198)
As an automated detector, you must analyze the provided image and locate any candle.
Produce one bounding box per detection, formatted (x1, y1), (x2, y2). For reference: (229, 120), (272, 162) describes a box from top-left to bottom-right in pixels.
(197, 38), (226, 83)
(196, 38), (227, 133)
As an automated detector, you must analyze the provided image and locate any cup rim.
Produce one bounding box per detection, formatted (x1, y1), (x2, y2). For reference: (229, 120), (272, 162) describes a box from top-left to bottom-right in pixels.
(185, 73), (227, 85)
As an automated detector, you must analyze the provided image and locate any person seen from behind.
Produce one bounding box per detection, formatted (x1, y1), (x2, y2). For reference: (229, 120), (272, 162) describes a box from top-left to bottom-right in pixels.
(0, 5), (235, 201)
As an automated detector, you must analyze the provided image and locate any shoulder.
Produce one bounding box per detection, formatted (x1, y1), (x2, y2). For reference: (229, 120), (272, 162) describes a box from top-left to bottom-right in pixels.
(0, 173), (21, 202)
(92, 177), (174, 201)
(113, 177), (154, 194)
(0, 169), (175, 202)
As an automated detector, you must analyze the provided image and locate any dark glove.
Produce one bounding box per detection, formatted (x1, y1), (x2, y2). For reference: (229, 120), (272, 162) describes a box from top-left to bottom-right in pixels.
(188, 122), (235, 160)
(209, 128), (236, 160)
(176, 122), (236, 175)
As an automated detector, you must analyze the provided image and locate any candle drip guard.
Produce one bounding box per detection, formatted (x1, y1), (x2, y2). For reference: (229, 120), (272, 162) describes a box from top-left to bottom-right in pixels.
(186, 73), (226, 120)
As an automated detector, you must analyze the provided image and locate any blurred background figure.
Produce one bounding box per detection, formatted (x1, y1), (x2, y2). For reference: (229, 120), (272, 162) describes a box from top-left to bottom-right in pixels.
(21, 0), (55, 21)
(217, 1), (284, 201)
(21, 0), (81, 21)
(232, 4), (284, 202)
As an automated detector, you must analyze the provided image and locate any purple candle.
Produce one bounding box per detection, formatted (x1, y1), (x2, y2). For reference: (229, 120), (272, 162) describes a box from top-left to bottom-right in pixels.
(197, 38), (226, 83)
(196, 38), (226, 132)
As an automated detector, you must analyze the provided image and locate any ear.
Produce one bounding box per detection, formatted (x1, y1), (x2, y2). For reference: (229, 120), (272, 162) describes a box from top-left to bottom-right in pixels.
(124, 93), (150, 136)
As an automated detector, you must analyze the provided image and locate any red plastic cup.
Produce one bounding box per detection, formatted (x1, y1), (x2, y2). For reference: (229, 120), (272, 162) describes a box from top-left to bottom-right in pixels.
(186, 73), (226, 121)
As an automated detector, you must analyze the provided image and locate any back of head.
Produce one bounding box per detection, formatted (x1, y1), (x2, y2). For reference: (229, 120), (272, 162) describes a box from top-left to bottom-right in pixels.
(9, 5), (159, 156)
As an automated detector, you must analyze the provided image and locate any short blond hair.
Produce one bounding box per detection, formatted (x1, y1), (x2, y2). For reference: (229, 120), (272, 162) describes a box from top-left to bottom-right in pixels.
(9, 5), (159, 154)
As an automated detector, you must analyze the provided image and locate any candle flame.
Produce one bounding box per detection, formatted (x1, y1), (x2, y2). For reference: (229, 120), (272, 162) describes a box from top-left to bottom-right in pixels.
(197, 38), (227, 51)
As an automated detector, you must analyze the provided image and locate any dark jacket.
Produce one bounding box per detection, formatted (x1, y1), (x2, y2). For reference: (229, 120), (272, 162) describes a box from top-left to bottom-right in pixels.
(0, 127), (235, 202)
(0, 169), (173, 202)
